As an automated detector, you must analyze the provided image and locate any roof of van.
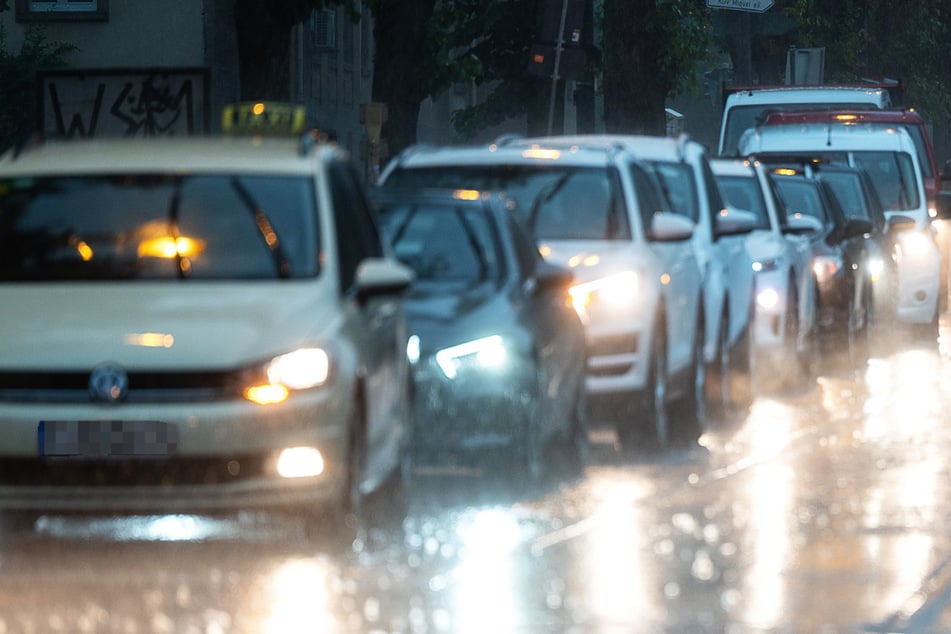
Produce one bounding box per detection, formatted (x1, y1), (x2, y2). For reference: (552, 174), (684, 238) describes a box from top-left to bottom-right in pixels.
(723, 86), (891, 107)
(738, 122), (917, 156)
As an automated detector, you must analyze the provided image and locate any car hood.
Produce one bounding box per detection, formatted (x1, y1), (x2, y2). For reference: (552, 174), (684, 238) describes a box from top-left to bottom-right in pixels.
(744, 230), (787, 263)
(405, 283), (516, 354)
(0, 281), (341, 371)
(536, 240), (655, 284)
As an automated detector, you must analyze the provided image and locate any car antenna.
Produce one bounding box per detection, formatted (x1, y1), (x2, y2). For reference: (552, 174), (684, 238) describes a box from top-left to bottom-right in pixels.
(826, 125), (832, 147)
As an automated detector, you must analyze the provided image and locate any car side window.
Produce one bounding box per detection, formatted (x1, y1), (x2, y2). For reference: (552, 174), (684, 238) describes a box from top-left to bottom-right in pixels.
(328, 161), (384, 294)
(628, 163), (667, 235)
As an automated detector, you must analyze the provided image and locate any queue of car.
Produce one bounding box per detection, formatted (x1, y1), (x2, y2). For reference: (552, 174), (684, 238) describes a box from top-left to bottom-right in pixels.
(2, 94), (947, 543)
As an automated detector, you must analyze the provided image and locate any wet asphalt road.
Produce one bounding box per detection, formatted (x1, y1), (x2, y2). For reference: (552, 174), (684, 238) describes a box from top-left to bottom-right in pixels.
(3, 321), (951, 633)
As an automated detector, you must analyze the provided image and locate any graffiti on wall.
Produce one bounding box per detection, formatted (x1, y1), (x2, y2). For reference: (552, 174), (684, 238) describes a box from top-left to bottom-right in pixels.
(39, 68), (210, 139)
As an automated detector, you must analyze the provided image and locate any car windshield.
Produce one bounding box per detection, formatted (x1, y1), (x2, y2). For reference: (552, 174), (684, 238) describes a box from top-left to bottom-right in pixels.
(712, 174), (773, 230)
(0, 173), (319, 281)
(849, 151), (921, 212)
(377, 201), (503, 288)
(385, 165), (631, 241)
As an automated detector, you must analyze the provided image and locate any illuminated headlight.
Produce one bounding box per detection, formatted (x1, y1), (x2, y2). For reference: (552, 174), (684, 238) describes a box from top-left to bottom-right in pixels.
(244, 348), (331, 404)
(406, 334), (421, 364)
(897, 231), (934, 258)
(813, 255), (842, 282)
(435, 335), (507, 380)
(276, 447), (325, 478)
(756, 288), (780, 311)
(929, 205), (937, 219)
(867, 256), (885, 282)
(568, 271), (639, 319)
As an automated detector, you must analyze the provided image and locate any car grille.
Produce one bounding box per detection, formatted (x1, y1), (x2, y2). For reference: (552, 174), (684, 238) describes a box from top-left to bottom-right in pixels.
(588, 333), (639, 358)
(0, 370), (244, 404)
(0, 454), (271, 487)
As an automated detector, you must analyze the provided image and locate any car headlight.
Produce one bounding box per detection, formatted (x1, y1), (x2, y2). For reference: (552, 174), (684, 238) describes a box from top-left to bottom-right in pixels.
(812, 255), (842, 282)
(435, 335), (507, 380)
(867, 256), (885, 282)
(568, 271), (640, 320)
(756, 287), (780, 311)
(243, 347), (332, 405)
(752, 256), (783, 273)
(897, 231), (934, 259)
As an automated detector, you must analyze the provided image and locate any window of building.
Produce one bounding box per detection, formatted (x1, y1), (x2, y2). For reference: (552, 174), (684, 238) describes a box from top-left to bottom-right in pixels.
(17, 0), (108, 21)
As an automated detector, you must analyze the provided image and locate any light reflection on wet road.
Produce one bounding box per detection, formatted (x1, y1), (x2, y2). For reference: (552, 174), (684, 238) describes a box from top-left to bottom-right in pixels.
(3, 323), (951, 632)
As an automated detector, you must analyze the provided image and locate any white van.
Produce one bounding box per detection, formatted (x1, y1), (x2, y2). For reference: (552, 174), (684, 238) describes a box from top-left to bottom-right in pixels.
(718, 86), (892, 156)
(738, 123), (941, 332)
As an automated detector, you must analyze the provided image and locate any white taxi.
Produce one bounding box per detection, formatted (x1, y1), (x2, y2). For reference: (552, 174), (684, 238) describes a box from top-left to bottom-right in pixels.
(0, 134), (414, 526)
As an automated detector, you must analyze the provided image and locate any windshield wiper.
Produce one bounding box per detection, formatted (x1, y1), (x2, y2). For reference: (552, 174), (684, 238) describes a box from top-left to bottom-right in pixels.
(230, 177), (291, 279)
(527, 169), (577, 232)
(166, 177), (189, 279)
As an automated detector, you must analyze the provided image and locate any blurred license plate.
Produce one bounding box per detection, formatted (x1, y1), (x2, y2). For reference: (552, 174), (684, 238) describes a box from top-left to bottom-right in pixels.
(39, 420), (178, 458)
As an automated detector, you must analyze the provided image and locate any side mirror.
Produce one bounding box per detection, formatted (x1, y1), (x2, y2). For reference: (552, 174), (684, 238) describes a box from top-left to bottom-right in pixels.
(649, 211), (695, 242)
(827, 217), (873, 245)
(784, 213), (823, 236)
(355, 257), (415, 301)
(714, 207), (759, 238)
(934, 190), (951, 221)
(886, 214), (918, 233)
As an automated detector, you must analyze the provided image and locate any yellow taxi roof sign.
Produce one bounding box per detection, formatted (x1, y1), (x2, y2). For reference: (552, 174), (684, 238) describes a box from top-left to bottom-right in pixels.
(221, 102), (308, 136)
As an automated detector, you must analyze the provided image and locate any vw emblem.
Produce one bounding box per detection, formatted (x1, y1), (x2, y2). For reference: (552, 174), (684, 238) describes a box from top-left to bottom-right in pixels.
(88, 362), (129, 404)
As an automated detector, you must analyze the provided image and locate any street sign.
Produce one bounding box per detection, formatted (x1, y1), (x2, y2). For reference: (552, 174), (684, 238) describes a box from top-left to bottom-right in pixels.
(706, 0), (773, 12)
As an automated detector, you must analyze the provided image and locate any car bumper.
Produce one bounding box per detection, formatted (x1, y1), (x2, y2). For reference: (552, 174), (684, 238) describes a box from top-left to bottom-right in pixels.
(0, 390), (350, 511)
(582, 315), (652, 397)
(893, 238), (940, 323)
(409, 364), (535, 462)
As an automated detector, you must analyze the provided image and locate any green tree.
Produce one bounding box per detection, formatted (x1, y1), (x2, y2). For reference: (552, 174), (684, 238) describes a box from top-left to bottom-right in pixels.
(602, 0), (712, 135)
(785, 0), (951, 122)
(0, 3), (75, 151)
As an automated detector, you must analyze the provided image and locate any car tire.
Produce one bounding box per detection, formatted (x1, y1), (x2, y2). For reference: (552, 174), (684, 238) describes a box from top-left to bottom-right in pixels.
(622, 316), (669, 450)
(674, 310), (707, 442)
(726, 307), (755, 413)
(557, 378), (589, 478)
(848, 291), (871, 371)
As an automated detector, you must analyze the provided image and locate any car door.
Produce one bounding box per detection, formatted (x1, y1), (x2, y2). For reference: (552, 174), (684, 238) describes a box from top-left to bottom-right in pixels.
(505, 211), (580, 440)
(328, 161), (407, 488)
(629, 162), (701, 377)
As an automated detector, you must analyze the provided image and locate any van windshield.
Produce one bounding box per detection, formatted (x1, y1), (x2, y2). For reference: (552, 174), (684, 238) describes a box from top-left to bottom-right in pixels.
(0, 173), (320, 281)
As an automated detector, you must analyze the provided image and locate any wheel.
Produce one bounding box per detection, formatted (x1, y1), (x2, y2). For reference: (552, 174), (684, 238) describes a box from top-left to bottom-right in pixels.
(847, 292), (871, 370)
(675, 311), (707, 440)
(724, 305), (754, 412)
(706, 309), (731, 414)
(616, 316), (669, 451)
(557, 378), (589, 478)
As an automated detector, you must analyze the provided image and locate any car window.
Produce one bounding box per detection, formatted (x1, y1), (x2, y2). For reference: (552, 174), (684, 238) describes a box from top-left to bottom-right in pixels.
(628, 162), (668, 233)
(816, 170), (881, 228)
(651, 161), (700, 223)
(771, 176), (830, 228)
(329, 161), (384, 293)
(713, 174), (772, 230)
(0, 173), (319, 281)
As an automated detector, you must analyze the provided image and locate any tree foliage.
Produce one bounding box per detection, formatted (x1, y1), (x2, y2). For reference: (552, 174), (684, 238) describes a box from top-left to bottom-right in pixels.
(784, 0), (951, 122)
(0, 5), (75, 151)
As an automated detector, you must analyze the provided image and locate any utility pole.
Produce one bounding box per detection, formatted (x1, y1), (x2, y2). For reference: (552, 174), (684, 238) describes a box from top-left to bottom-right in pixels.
(547, 0), (570, 136)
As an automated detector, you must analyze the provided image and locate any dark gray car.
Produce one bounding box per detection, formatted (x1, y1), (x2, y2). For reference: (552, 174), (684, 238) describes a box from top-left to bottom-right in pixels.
(369, 188), (588, 483)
